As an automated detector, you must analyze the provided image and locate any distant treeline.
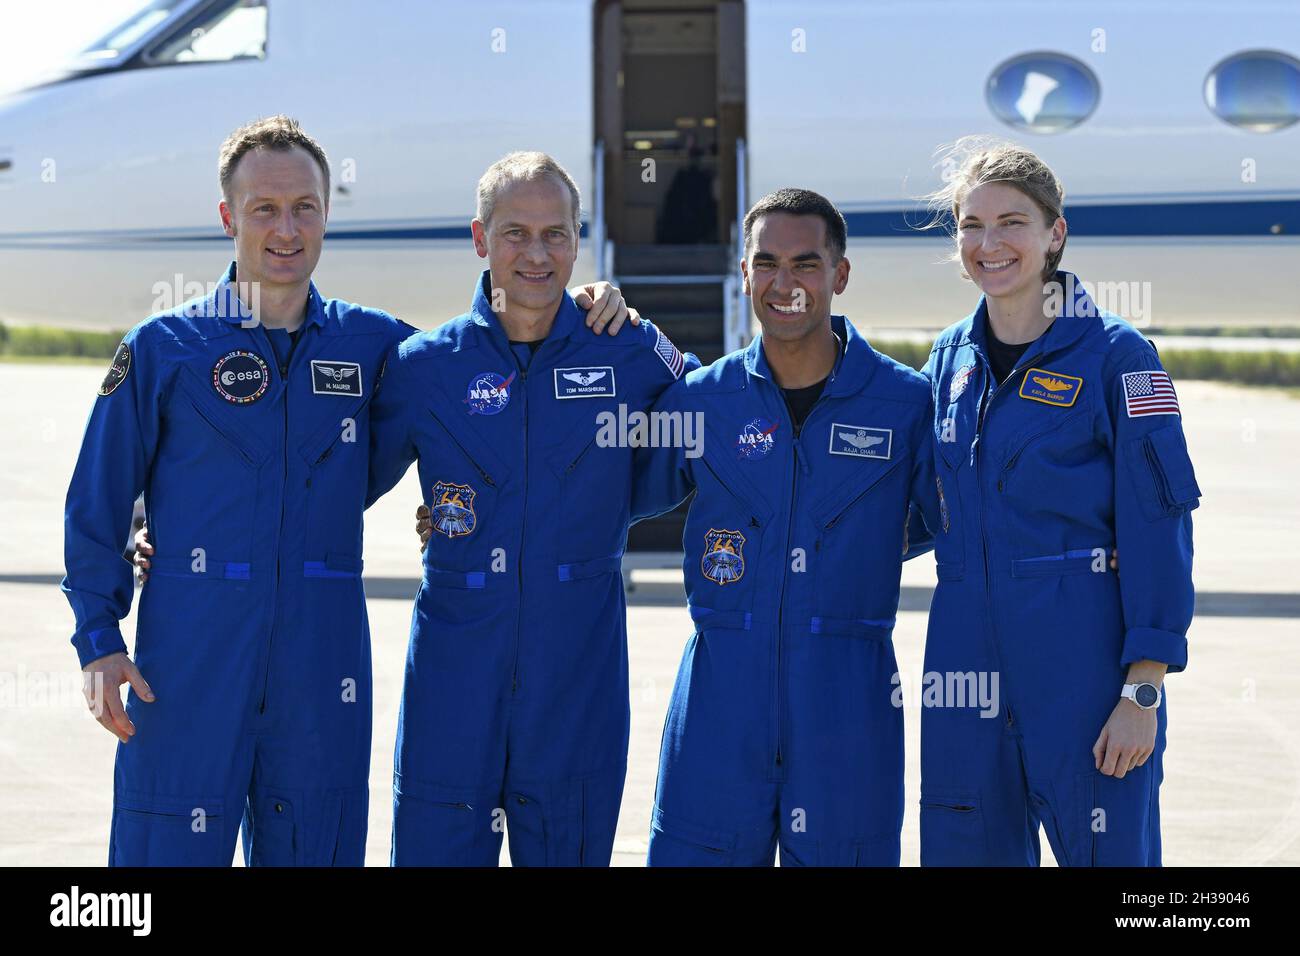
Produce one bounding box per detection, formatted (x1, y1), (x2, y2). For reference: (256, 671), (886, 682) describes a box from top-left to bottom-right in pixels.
(3, 322), (1300, 387)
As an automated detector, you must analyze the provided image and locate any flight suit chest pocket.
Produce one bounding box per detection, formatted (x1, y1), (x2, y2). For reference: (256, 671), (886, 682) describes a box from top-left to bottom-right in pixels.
(175, 367), (272, 467)
(683, 455), (771, 626)
(418, 408), (504, 576)
(811, 451), (908, 632)
(548, 427), (631, 568)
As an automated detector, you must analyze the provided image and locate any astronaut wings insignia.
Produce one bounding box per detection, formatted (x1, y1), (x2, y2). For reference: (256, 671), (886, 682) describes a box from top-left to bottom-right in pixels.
(563, 370), (606, 387)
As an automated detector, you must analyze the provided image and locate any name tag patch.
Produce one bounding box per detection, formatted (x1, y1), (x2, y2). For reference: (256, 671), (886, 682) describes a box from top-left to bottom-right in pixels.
(312, 360), (363, 396)
(829, 423), (892, 459)
(554, 366), (616, 399)
(1019, 368), (1082, 407)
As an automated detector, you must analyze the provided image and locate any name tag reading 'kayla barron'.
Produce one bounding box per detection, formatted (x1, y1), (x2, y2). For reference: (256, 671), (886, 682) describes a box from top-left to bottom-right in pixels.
(311, 360), (363, 396)
(1018, 368), (1082, 407)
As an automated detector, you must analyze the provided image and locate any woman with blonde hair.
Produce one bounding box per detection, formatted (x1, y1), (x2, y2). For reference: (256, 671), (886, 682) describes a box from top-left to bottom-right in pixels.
(918, 139), (1200, 866)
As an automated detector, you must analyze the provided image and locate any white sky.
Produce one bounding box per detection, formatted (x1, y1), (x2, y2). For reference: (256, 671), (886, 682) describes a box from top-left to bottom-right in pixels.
(0, 0), (150, 94)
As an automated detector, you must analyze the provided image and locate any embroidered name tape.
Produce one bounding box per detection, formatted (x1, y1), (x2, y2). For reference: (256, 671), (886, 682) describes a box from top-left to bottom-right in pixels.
(1019, 368), (1082, 407)
(311, 360), (363, 396)
(829, 423), (892, 459)
(554, 366), (616, 399)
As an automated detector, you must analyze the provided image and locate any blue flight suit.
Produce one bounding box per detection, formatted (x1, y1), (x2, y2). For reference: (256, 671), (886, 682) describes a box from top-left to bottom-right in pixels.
(631, 316), (939, 866)
(919, 272), (1200, 866)
(367, 270), (697, 866)
(62, 263), (414, 866)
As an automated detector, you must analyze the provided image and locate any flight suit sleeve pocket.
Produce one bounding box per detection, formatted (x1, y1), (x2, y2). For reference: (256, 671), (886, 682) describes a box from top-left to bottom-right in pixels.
(1125, 426), (1201, 522)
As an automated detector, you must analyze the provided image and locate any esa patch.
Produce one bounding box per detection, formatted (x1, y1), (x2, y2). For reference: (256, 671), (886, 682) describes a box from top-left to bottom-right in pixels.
(99, 341), (131, 396)
(701, 528), (745, 585)
(554, 366), (616, 399)
(429, 481), (477, 538)
(465, 371), (515, 416)
(829, 423), (892, 459)
(212, 350), (270, 404)
(1019, 368), (1082, 407)
(736, 417), (778, 460)
(311, 360), (362, 396)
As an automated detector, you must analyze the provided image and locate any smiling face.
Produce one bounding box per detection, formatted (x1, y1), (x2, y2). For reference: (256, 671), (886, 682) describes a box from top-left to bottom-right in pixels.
(742, 212), (849, 344)
(957, 181), (1065, 298)
(471, 174), (578, 320)
(219, 145), (328, 291)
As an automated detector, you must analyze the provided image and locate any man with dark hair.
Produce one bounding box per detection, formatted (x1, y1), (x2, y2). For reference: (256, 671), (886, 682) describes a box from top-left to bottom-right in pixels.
(66, 118), (632, 866)
(630, 188), (941, 866)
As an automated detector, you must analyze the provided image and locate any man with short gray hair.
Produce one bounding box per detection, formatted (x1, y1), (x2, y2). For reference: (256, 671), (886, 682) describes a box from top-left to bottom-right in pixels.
(369, 152), (697, 866)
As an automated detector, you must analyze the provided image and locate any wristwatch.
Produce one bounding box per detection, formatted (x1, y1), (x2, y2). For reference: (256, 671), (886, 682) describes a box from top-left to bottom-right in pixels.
(1121, 682), (1162, 710)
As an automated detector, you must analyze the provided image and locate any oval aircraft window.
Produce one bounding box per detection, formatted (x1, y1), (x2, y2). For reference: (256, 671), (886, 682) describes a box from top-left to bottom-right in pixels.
(1205, 50), (1300, 133)
(986, 52), (1100, 133)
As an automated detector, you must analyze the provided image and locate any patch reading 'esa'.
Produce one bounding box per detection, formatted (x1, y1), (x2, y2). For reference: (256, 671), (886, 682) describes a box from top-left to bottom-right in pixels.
(311, 360), (363, 396)
(828, 423), (892, 460)
(553, 366), (616, 399)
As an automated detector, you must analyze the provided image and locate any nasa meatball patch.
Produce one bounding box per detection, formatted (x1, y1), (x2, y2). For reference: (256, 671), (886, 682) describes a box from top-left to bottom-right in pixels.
(98, 341), (131, 396)
(311, 359), (363, 396)
(212, 350), (270, 404)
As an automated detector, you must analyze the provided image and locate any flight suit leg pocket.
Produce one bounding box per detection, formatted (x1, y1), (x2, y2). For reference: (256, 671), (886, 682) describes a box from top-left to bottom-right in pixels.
(110, 792), (229, 866)
(391, 775), (494, 867)
(919, 789), (986, 866)
(1080, 766), (1159, 867)
(648, 805), (768, 867)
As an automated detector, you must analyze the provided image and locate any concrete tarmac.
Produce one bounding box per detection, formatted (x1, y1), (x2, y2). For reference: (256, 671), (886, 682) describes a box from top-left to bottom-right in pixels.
(1, 364), (1296, 866)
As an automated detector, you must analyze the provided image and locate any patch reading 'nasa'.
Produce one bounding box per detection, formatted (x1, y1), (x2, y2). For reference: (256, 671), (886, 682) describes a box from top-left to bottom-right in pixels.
(212, 350), (270, 405)
(828, 423), (892, 459)
(311, 360), (362, 396)
(465, 371), (515, 415)
(430, 481), (477, 538)
(554, 366), (616, 399)
(736, 417), (778, 460)
(1019, 368), (1082, 407)
(99, 341), (131, 396)
(701, 528), (745, 585)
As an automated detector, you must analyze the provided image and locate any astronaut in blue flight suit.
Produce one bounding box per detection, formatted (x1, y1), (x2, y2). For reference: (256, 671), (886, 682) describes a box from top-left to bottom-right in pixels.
(630, 189), (940, 866)
(918, 143), (1199, 866)
(63, 120), (414, 866)
(367, 152), (697, 866)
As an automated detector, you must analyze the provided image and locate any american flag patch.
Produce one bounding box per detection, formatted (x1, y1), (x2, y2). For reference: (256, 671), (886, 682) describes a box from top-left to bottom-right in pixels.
(653, 327), (685, 379)
(1122, 370), (1180, 417)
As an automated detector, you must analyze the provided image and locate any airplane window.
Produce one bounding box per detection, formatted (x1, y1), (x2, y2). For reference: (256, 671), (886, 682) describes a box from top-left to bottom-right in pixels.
(74, 1), (188, 65)
(986, 52), (1100, 133)
(1205, 50), (1300, 133)
(144, 0), (268, 66)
